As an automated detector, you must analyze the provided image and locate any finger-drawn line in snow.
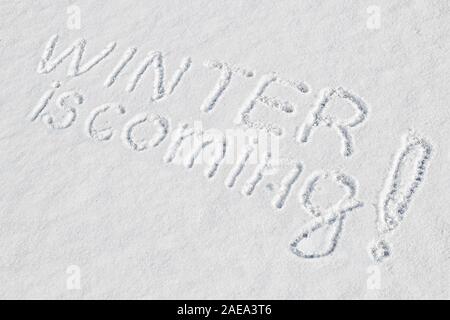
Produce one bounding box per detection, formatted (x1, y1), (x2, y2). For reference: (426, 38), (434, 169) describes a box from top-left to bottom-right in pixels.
(31, 34), (434, 262)
(224, 139), (258, 188)
(200, 60), (254, 112)
(183, 130), (227, 178)
(163, 123), (196, 164)
(369, 131), (433, 263)
(104, 47), (138, 88)
(126, 51), (192, 102)
(290, 171), (363, 259)
(122, 113), (169, 151)
(37, 34), (116, 77)
(29, 81), (62, 121)
(297, 87), (368, 157)
(85, 104), (126, 141)
(235, 73), (310, 136)
(241, 152), (272, 196)
(41, 91), (84, 129)
(271, 162), (303, 209)
(29, 81), (84, 130)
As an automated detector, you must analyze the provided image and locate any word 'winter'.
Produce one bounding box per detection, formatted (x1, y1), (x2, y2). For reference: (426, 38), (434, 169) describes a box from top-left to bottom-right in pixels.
(36, 34), (368, 154)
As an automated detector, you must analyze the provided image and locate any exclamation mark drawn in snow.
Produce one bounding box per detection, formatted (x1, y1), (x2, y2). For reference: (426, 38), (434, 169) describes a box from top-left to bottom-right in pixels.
(369, 131), (433, 263)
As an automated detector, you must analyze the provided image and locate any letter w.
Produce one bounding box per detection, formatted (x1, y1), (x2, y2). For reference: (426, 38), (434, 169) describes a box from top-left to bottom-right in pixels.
(37, 34), (116, 77)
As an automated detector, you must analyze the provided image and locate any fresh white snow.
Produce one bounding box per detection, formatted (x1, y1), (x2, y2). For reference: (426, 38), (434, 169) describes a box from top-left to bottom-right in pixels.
(0, 0), (449, 299)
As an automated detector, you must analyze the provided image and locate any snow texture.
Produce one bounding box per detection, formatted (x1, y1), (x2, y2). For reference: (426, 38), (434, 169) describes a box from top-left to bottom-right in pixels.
(0, 0), (449, 299)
